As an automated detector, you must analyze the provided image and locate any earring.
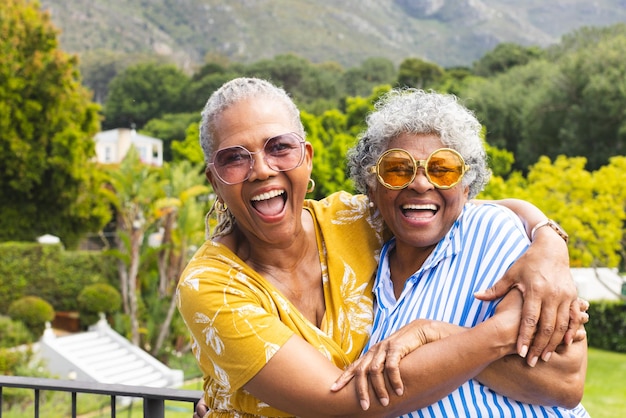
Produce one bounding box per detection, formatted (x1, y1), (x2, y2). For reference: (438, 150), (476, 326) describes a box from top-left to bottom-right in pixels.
(215, 200), (227, 214)
(307, 178), (316, 193)
(369, 201), (375, 208)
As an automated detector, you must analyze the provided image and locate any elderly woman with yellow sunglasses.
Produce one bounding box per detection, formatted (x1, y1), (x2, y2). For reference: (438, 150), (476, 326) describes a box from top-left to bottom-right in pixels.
(337, 88), (589, 417)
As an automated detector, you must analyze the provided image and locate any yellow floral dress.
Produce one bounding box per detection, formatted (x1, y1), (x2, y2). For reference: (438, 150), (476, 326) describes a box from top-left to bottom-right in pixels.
(177, 192), (384, 417)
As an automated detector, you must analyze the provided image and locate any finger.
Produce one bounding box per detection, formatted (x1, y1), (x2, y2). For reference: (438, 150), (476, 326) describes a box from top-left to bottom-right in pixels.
(578, 297), (590, 312)
(539, 300), (570, 362)
(573, 326), (587, 342)
(384, 349), (405, 396)
(330, 366), (356, 392)
(474, 276), (514, 301)
(564, 299), (589, 344)
(368, 360), (390, 406)
(354, 364), (372, 410)
(523, 295), (557, 367)
(515, 294), (540, 360)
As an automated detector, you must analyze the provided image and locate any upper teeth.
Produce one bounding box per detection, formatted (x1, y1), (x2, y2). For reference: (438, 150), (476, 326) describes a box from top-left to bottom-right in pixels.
(251, 190), (285, 201)
(402, 203), (437, 210)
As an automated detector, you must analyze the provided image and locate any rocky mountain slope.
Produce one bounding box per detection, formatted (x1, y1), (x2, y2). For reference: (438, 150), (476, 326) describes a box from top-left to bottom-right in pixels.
(40, 0), (626, 68)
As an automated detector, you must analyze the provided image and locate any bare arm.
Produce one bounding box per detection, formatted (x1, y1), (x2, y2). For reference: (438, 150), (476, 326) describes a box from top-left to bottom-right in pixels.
(473, 198), (580, 365)
(476, 330), (587, 408)
(331, 291), (588, 410)
(243, 291), (523, 418)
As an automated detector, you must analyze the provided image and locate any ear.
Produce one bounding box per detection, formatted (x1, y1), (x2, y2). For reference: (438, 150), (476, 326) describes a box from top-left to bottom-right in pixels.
(304, 142), (314, 170)
(367, 189), (376, 209)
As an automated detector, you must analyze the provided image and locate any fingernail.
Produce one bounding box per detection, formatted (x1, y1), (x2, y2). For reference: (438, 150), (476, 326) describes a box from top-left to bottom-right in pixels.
(396, 388), (404, 396)
(529, 356), (538, 367)
(542, 351), (552, 362)
(360, 400), (370, 410)
(380, 397), (389, 406)
(519, 345), (528, 358)
(330, 383), (337, 391)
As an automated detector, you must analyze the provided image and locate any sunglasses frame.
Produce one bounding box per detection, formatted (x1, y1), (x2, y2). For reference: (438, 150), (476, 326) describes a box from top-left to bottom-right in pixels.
(369, 147), (469, 190)
(208, 132), (306, 185)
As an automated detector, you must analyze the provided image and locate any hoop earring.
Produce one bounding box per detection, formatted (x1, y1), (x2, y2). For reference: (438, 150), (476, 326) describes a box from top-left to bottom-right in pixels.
(215, 200), (227, 214)
(306, 179), (316, 194)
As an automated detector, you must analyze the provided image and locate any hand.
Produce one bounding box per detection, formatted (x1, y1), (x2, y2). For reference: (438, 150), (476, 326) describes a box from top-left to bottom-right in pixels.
(568, 297), (589, 344)
(492, 288), (524, 353)
(330, 319), (446, 410)
(194, 397), (207, 418)
(475, 231), (579, 366)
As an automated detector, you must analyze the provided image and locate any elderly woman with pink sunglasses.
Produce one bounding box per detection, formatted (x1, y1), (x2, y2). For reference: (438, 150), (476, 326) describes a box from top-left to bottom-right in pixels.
(178, 78), (587, 418)
(335, 88), (589, 417)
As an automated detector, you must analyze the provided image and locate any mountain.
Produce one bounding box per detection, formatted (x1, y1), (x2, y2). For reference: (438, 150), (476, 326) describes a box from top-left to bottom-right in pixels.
(40, 0), (626, 69)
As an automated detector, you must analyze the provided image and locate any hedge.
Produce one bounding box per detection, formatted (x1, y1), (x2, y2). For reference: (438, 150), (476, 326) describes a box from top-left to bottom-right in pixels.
(0, 242), (118, 314)
(587, 300), (626, 353)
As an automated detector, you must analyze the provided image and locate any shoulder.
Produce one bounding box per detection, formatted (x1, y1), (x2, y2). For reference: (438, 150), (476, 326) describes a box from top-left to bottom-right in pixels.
(305, 191), (368, 213)
(460, 203), (528, 242)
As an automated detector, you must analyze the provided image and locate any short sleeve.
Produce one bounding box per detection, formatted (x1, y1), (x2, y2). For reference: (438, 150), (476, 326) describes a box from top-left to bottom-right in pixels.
(177, 243), (294, 392)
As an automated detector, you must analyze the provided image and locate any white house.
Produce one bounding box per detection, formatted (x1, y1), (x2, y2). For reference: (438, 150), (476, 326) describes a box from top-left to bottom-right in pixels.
(93, 128), (163, 167)
(571, 267), (625, 302)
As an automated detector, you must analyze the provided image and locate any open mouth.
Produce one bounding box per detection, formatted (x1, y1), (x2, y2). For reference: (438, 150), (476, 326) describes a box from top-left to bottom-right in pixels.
(401, 203), (438, 219)
(251, 189), (287, 217)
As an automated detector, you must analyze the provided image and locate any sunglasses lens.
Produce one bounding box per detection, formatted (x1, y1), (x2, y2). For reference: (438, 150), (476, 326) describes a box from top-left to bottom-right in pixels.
(378, 150), (415, 188)
(264, 133), (304, 171)
(213, 146), (252, 184)
(427, 150), (465, 187)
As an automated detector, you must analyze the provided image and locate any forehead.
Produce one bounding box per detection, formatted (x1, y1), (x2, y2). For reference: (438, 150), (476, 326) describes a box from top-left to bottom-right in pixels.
(213, 97), (297, 149)
(387, 133), (444, 155)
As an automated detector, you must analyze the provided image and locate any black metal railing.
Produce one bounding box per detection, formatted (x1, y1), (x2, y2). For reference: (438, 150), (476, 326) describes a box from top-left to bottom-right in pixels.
(0, 375), (203, 418)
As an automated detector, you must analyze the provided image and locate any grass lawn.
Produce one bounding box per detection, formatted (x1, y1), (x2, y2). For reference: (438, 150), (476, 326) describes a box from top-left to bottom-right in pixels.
(582, 347), (626, 417)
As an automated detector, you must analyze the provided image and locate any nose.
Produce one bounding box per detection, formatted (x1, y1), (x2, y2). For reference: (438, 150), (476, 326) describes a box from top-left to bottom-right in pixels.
(407, 167), (434, 193)
(247, 151), (276, 181)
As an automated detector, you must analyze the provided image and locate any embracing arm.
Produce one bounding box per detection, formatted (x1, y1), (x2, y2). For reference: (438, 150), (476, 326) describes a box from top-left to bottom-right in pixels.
(244, 292), (523, 418)
(474, 198), (581, 365)
(245, 319), (518, 418)
(476, 330), (587, 408)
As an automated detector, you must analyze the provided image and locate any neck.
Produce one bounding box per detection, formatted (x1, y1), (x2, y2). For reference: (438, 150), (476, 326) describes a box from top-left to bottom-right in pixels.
(389, 242), (435, 298)
(235, 210), (317, 276)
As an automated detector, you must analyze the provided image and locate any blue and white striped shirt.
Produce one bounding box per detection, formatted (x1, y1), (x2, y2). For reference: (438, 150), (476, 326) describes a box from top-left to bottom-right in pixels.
(365, 203), (589, 417)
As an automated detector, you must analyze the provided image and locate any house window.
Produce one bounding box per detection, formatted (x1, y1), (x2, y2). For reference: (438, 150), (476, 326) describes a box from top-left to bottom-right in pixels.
(104, 146), (112, 162)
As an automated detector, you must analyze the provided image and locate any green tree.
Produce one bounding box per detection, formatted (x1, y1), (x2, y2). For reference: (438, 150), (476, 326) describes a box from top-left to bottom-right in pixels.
(397, 57), (445, 89)
(141, 112), (200, 161)
(462, 24), (626, 172)
(150, 160), (209, 356)
(480, 155), (625, 268)
(0, 0), (110, 248)
(342, 57), (396, 97)
(472, 43), (544, 77)
(103, 62), (191, 130)
(171, 122), (205, 165)
(102, 147), (166, 346)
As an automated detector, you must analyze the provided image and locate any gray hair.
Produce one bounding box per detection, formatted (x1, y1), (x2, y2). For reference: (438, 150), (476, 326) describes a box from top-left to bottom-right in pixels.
(347, 88), (491, 199)
(199, 77), (305, 166)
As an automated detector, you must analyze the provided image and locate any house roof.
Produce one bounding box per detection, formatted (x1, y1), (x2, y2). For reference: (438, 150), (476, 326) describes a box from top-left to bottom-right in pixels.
(94, 129), (162, 144)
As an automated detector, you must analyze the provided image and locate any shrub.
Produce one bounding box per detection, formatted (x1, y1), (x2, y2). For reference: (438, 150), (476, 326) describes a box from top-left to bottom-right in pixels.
(0, 242), (118, 314)
(0, 315), (34, 347)
(77, 283), (122, 327)
(587, 300), (626, 352)
(7, 296), (55, 337)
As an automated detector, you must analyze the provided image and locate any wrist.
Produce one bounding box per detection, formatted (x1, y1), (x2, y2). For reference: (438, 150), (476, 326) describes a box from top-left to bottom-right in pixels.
(531, 219), (568, 244)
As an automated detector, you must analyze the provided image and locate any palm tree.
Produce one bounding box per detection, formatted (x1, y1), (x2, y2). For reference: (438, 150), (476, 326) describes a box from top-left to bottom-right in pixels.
(151, 160), (209, 355)
(102, 147), (165, 346)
